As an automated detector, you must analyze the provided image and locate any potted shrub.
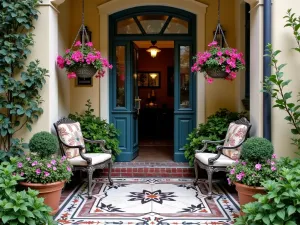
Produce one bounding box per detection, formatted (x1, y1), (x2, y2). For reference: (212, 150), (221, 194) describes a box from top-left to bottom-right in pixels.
(0, 157), (56, 225)
(57, 41), (112, 79)
(16, 131), (72, 215)
(227, 137), (278, 210)
(191, 41), (245, 83)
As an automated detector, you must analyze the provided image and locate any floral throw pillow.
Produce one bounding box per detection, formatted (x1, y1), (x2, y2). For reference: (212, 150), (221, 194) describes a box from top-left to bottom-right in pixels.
(222, 122), (248, 160)
(57, 122), (86, 159)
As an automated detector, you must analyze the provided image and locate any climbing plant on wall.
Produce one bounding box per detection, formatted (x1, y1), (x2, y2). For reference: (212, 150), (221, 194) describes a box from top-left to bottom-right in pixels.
(0, 0), (48, 161)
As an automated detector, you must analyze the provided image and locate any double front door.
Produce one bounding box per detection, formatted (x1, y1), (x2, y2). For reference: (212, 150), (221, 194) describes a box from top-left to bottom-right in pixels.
(109, 41), (196, 162)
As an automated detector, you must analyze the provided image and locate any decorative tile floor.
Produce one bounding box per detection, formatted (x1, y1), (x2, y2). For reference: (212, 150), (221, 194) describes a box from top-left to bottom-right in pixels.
(56, 178), (239, 225)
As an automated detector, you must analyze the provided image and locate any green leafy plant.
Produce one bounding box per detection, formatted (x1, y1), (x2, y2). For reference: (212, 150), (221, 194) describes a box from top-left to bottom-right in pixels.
(235, 159), (300, 225)
(29, 131), (59, 158)
(184, 108), (246, 166)
(0, 158), (56, 225)
(241, 137), (274, 161)
(0, 0), (48, 162)
(69, 100), (121, 161)
(263, 9), (300, 153)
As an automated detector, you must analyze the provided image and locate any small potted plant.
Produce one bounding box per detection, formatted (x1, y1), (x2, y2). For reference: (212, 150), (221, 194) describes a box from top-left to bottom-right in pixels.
(16, 131), (73, 215)
(191, 41), (245, 83)
(57, 41), (112, 79)
(227, 137), (278, 210)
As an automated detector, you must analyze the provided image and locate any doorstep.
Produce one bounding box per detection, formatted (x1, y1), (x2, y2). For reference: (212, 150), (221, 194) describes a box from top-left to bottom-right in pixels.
(101, 161), (195, 178)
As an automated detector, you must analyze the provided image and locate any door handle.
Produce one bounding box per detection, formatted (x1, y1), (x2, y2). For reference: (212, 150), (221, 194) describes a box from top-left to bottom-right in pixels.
(134, 97), (141, 119)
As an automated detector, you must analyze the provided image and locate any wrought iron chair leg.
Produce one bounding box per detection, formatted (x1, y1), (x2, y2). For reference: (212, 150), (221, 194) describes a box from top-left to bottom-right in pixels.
(206, 167), (214, 199)
(108, 160), (113, 185)
(87, 166), (95, 199)
(193, 159), (199, 185)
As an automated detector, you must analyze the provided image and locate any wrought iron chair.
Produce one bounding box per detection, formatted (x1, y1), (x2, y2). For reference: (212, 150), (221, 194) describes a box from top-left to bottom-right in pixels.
(53, 117), (113, 199)
(193, 117), (251, 199)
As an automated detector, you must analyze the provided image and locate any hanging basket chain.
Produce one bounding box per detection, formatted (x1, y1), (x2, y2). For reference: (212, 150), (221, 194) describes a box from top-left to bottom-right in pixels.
(70, 0), (90, 49)
(213, 0), (229, 47)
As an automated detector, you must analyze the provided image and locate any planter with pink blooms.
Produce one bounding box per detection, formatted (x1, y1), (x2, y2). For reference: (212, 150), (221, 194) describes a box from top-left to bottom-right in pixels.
(226, 137), (278, 213)
(191, 41), (245, 83)
(57, 41), (112, 79)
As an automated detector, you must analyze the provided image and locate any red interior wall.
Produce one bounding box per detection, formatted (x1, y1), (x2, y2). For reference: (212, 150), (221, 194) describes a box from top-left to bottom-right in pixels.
(137, 48), (174, 109)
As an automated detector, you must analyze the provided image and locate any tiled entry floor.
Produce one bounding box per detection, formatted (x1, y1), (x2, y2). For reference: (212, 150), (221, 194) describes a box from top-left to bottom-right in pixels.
(56, 178), (239, 225)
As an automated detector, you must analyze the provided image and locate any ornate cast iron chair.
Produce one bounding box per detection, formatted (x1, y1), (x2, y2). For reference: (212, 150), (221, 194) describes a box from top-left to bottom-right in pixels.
(193, 117), (251, 199)
(54, 117), (113, 199)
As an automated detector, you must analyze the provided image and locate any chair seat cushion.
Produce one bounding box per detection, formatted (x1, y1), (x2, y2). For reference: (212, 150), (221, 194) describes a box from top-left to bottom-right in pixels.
(195, 153), (235, 167)
(68, 153), (111, 166)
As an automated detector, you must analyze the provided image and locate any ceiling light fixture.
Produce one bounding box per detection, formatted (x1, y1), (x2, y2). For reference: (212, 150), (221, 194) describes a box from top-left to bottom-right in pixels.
(146, 40), (161, 58)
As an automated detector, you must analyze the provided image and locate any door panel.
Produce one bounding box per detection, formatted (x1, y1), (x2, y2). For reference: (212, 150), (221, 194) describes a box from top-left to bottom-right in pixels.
(110, 41), (139, 161)
(174, 41), (196, 162)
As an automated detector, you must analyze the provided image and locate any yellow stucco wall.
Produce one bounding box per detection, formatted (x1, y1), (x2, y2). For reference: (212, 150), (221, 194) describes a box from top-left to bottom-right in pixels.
(66, 0), (240, 118)
(271, 0), (300, 158)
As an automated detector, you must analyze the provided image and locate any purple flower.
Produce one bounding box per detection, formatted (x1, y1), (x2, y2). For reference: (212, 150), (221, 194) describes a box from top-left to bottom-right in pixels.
(61, 156), (67, 161)
(255, 164), (262, 171)
(271, 161), (276, 166)
(230, 168), (235, 175)
(51, 159), (56, 165)
(272, 154), (276, 159)
(235, 159), (239, 163)
(227, 178), (231, 185)
(241, 161), (247, 166)
(47, 163), (52, 168)
(44, 171), (50, 177)
(236, 173), (243, 181)
(20, 171), (24, 176)
(271, 166), (277, 171)
(36, 168), (41, 175)
(17, 162), (23, 168)
(52, 167), (57, 171)
(67, 167), (71, 172)
(31, 161), (38, 166)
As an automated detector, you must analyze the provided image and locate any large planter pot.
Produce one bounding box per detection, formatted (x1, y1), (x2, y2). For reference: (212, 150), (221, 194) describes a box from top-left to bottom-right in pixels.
(75, 64), (97, 78)
(20, 181), (65, 215)
(235, 182), (266, 215)
(205, 69), (228, 78)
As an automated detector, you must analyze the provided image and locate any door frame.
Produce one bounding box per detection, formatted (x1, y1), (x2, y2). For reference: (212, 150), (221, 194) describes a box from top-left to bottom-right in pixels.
(109, 6), (197, 162)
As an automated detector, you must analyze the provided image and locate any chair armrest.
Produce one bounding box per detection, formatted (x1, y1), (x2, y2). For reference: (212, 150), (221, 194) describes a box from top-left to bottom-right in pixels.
(83, 138), (112, 154)
(195, 139), (225, 153)
(60, 141), (92, 165)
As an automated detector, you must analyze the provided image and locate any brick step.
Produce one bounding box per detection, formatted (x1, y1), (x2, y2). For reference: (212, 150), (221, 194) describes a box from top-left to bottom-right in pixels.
(100, 161), (195, 178)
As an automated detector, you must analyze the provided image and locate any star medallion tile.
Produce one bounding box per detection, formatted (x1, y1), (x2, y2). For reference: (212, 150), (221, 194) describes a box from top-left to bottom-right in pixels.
(127, 190), (177, 204)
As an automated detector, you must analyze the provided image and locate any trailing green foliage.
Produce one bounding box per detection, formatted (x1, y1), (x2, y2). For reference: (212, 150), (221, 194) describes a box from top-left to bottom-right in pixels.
(0, 157), (56, 225)
(235, 158), (300, 225)
(0, 0), (48, 161)
(184, 108), (246, 166)
(241, 137), (274, 162)
(29, 131), (59, 158)
(69, 100), (121, 161)
(263, 9), (300, 154)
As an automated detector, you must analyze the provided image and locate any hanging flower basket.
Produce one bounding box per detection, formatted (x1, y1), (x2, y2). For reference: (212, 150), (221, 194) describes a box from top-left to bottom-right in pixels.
(74, 64), (98, 79)
(191, 41), (245, 83)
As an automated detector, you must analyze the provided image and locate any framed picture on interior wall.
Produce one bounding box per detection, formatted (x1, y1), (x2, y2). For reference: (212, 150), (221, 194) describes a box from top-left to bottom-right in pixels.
(137, 72), (160, 88)
(79, 26), (92, 43)
(76, 77), (93, 87)
(167, 67), (174, 97)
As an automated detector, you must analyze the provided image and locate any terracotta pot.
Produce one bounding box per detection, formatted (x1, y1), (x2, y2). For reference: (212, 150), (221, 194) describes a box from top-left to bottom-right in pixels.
(235, 182), (266, 215)
(20, 181), (65, 215)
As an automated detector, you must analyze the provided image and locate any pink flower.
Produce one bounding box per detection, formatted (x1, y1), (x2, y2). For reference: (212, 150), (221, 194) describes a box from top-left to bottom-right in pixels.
(272, 154), (276, 159)
(47, 163), (52, 168)
(271, 166), (277, 171)
(226, 58), (236, 68)
(66, 59), (71, 65)
(67, 72), (76, 79)
(217, 51), (223, 57)
(235, 159), (239, 163)
(65, 49), (70, 54)
(241, 161), (247, 166)
(61, 156), (67, 161)
(20, 171), (24, 176)
(26, 157), (31, 161)
(236, 173), (243, 181)
(53, 167), (57, 171)
(225, 66), (231, 73)
(71, 50), (83, 62)
(271, 161), (276, 166)
(85, 42), (93, 47)
(230, 168), (235, 175)
(51, 159), (57, 165)
(227, 178), (231, 185)
(17, 162), (23, 168)
(255, 164), (262, 170)
(67, 167), (71, 172)
(206, 77), (214, 84)
(31, 161), (38, 166)
(74, 41), (81, 47)
(208, 41), (218, 47)
(85, 53), (97, 64)
(57, 55), (65, 69)
(229, 71), (237, 79)
(36, 168), (41, 175)
(44, 171), (50, 177)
